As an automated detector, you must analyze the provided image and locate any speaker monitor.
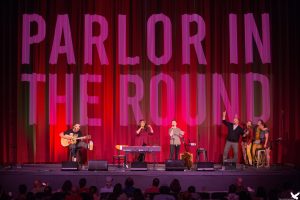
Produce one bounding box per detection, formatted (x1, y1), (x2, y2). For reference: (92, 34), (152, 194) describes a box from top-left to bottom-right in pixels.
(223, 161), (236, 170)
(165, 160), (185, 171)
(61, 161), (79, 171)
(130, 162), (147, 171)
(196, 162), (214, 171)
(88, 160), (108, 171)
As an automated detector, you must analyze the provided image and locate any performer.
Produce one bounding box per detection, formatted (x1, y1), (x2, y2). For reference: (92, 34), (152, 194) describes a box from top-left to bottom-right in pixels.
(258, 120), (271, 167)
(241, 121), (253, 165)
(252, 120), (263, 164)
(136, 119), (153, 162)
(222, 111), (244, 163)
(59, 123), (92, 162)
(169, 120), (184, 160)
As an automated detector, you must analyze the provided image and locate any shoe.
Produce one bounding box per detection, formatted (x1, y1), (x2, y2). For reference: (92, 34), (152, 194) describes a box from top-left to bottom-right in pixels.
(72, 156), (77, 162)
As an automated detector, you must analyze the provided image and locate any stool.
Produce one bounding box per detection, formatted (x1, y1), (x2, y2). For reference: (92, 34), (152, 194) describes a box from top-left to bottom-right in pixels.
(256, 149), (266, 168)
(196, 148), (208, 162)
(113, 145), (127, 168)
(112, 154), (127, 168)
(69, 147), (82, 163)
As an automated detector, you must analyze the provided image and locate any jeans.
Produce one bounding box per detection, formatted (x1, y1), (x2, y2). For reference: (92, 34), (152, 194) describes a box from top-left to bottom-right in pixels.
(223, 140), (238, 162)
(252, 143), (262, 163)
(170, 144), (180, 160)
(137, 153), (145, 162)
(241, 142), (252, 165)
(69, 141), (88, 157)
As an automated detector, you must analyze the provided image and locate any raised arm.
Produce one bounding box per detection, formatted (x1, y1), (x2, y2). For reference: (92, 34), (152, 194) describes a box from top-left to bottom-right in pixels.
(148, 125), (154, 133)
(136, 127), (142, 135)
(222, 111), (231, 126)
(222, 110), (226, 120)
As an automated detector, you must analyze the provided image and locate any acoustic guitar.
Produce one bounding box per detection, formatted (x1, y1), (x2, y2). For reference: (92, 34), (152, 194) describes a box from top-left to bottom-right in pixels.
(61, 133), (91, 147)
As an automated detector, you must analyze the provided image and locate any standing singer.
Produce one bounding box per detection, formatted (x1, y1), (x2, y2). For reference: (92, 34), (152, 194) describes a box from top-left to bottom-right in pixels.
(222, 111), (244, 163)
(169, 120), (184, 160)
(136, 119), (154, 162)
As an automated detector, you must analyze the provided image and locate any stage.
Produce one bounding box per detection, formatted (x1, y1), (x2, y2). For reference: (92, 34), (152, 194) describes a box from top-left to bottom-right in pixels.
(1, 163), (299, 195)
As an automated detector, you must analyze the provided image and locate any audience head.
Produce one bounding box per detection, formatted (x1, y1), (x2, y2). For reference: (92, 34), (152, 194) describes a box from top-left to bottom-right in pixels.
(152, 178), (160, 187)
(113, 183), (123, 195)
(188, 186), (196, 193)
(124, 177), (134, 188)
(89, 185), (98, 195)
(26, 192), (35, 200)
(19, 184), (27, 195)
(44, 186), (52, 195)
(159, 185), (171, 194)
(105, 176), (113, 187)
(133, 188), (145, 200)
(256, 186), (267, 199)
(236, 177), (243, 187)
(228, 184), (237, 194)
(117, 193), (128, 200)
(170, 179), (181, 194)
(79, 178), (87, 188)
(269, 188), (280, 200)
(61, 180), (72, 193)
(239, 190), (251, 200)
(80, 192), (90, 200)
(33, 180), (42, 188)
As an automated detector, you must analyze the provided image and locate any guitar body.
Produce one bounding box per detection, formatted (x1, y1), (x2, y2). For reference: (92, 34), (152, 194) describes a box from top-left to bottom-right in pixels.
(61, 133), (78, 147)
(181, 152), (193, 170)
(61, 134), (91, 147)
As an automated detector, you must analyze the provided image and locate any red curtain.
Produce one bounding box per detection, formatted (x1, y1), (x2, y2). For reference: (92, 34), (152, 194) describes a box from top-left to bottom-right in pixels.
(0, 0), (299, 165)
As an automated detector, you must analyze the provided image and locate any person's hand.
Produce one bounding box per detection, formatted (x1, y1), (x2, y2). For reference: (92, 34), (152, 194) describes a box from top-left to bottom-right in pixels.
(170, 129), (174, 137)
(67, 135), (72, 139)
(222, 111), (226, 120)
(223, 111), (226, 116)
(136, 127), (142, 135)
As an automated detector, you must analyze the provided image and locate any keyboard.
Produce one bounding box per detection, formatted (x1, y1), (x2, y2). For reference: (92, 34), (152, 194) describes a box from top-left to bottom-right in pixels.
(122, 146), (161, 152)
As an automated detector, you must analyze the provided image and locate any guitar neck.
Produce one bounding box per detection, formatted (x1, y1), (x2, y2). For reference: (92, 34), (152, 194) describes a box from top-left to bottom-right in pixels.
(76, 136), (88, 140)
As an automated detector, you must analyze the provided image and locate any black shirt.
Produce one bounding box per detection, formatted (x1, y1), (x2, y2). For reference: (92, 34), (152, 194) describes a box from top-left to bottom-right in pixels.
(64, 129), (83, 137)
(222, 120), (244, 142)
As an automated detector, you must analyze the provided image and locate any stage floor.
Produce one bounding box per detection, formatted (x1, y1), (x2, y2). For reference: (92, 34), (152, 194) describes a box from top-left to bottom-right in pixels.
(1, 163), (300, 194)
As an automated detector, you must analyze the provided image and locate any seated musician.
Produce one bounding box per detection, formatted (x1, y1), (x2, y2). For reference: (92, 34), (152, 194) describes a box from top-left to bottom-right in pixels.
(59, 123), (93, 162)
(252, 121), (262, 164)
(258, 120), (271, 167)
(136, 119), (154, 162)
